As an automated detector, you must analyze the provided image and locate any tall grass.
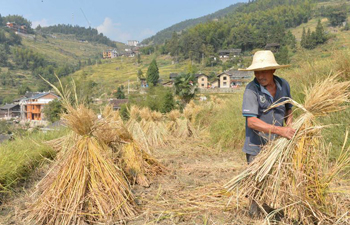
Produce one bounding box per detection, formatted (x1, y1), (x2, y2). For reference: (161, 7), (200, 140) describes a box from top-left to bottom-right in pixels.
(196, 95), (245, 149)
(0, 128), (68, 195)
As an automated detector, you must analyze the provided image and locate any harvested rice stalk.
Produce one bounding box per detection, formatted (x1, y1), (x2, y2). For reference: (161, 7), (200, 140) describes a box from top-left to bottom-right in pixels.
(183, 100), (202, 124)
(225, 74), (350, 224)
(126, 106), (150, 153)
(119, 141), (167, 187)
(95, 105), (166, 187)
(26, 77), (138, 224)
(138, 107), (168, 147)
(26, 136), (137, 224)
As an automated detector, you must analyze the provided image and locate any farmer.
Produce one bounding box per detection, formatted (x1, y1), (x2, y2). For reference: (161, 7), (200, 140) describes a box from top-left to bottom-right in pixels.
(239, 50), (295, 216)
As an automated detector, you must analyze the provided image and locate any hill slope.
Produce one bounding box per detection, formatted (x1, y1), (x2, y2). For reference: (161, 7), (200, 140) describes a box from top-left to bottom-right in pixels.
(141, 3), (244, 45)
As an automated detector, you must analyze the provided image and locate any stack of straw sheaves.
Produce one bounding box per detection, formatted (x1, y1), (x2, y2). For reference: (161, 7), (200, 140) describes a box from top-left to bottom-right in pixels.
(225, 75), (350, 224)
(25, 80), (165, 224)
(126, 105), (200, 149)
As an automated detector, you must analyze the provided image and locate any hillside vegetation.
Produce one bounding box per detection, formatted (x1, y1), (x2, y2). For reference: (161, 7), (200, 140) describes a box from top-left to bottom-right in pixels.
(0, 14), (127, 103)
(142, 3), (243, 45)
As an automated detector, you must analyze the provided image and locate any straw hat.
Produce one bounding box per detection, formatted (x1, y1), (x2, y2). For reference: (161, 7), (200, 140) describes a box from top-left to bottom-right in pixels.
(239, 50), (290, 71)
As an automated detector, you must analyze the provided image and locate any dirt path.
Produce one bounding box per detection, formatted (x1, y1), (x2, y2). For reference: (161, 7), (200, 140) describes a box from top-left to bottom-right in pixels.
(0, 138), (263, 225)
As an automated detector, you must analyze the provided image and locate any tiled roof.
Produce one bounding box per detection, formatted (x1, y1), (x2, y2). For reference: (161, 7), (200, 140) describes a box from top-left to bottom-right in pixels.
(0, 104), (19, 110)
(195, 73), (207, 78)
(29, 92), (59, 100)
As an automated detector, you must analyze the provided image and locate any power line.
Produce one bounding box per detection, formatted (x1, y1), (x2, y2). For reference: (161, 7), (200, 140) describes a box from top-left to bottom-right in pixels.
(80, 8), (91, 27)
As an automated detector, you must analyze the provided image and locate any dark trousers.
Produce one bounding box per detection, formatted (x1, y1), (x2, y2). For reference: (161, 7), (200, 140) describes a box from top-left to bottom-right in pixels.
(246, 154), (256, 164)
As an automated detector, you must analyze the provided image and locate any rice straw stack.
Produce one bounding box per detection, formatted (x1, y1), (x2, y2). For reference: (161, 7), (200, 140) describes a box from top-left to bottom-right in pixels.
(126, 106), (150, 153)
(26, 105), (137, 224)
(139, 107), (168, 147)
(25, 77), (141, 224)
(225, 74), (350, 224)
(166, 109), (195, 138)
(95, 105), (166, 187)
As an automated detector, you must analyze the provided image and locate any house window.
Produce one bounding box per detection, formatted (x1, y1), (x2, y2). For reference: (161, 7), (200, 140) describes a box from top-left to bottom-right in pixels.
(201, 84), (204, 87)
(202, 78), (204, 81)
(223, 82), (227, 86)
(223, 76), (227, 80)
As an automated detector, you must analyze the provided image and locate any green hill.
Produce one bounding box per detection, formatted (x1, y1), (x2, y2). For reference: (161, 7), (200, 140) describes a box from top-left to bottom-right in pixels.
(0, 18), (127, 103)
(141, 3), (244, 45)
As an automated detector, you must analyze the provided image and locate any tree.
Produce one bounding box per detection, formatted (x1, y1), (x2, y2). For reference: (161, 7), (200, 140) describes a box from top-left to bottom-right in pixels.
(114, 86), (125, 99)
(42, 99), (62, 123)
(327, 5), (347, 27)
(187, 62), (198, 75)
(0, 45), (8, 66)
(137, 54), (141, 64)
(315, 20), (326, 44)
(18, 85), (31, 95)
(146, 59), (159, 86)
(174, 73), (196, 104)
(137, 69), (144, 79)
(161, 90), (175, 113)
(301, 27), (306, 48)
(275, 46), (289, 64)
(35, 24), (42, 31)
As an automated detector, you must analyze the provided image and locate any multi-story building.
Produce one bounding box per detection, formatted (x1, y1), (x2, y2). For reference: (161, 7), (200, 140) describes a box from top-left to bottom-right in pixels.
(196, 73), (209, 89)
(127, 40), (139, 47)
(14, 92), (59, 121)
(103, 49), (119, 59)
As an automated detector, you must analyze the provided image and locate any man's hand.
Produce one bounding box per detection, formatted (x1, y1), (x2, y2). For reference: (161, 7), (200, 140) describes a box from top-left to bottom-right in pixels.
(276, 126), (296, 140)
(247, 117), (296, 139)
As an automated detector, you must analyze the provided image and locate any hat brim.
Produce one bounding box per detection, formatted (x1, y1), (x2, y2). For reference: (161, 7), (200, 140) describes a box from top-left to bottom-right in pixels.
(238, 64), (290, 71)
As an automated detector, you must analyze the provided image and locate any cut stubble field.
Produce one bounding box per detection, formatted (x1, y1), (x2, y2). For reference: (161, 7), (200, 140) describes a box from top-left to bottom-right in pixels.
(0, 136), (260, 225)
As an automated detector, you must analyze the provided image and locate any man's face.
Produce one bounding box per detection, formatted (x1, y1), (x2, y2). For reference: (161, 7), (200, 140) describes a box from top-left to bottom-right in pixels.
(254, 69), (275, 87)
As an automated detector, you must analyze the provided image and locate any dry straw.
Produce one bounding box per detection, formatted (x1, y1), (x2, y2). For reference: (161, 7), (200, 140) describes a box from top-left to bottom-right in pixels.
(225, 74), (350, 224)
(138, 107), (168, 147)
(25, 75), (165, 224)
(166, 109), (196, 138)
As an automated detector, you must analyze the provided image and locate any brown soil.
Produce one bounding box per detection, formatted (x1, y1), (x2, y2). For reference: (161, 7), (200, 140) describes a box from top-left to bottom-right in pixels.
(0, 137), (266, 225)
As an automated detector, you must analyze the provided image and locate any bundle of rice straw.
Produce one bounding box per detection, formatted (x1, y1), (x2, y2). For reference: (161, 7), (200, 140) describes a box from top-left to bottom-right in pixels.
(166, 109), (195, 138)
(126, 105), (150, 153)
(25, 77), (141, 224)
(26, 105), (137, 224)
(95, 106), (166, 187)
(225, 74), (350, 224)
(138, 107), (168, 147)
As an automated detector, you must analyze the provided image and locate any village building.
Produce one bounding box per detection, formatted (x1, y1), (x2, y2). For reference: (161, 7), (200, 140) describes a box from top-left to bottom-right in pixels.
(103, 49), (119, 59)
(23, 92), (59, 121)
(139, 77), (148, 88)
(127, 40), (139, 47)
(0, 104), (20, 119)
(6, 22), (27, 34)
(265, 43), (280, 52)
(216, 69), (253, 88)
(218, 49), (242, 60)
(195, 73), (209, 89)
(211, 80), (219, 88)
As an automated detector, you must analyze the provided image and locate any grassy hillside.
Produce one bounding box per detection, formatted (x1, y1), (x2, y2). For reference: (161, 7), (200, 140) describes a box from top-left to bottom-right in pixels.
(22, 33), (126, 65)
(71, 54), (226, 96)
(0, 32), (126, 102)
